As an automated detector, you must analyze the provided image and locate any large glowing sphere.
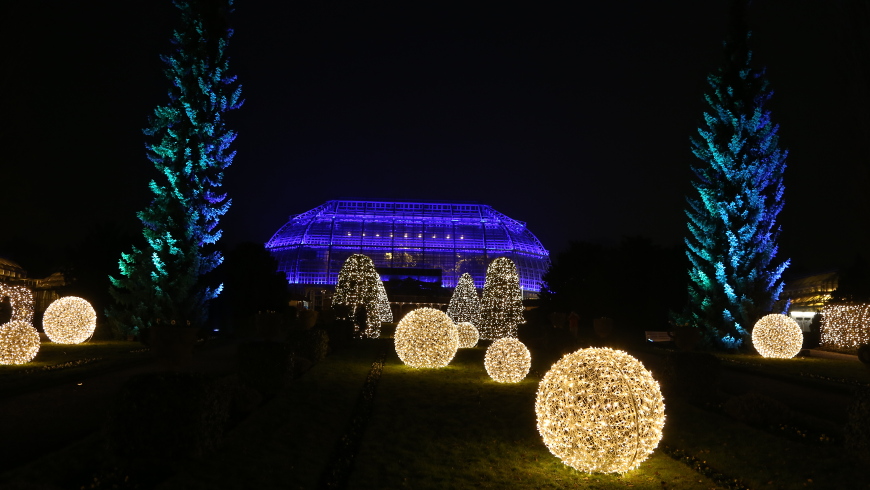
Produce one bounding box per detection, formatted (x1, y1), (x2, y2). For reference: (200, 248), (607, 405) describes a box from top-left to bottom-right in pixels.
(456, 322), (479, 348)
(395, 308), (459, 368)
(752, 313), (803, 359)
(43, 297), (97, 344)
(0, 321), (41, 365)
(535, 347), (665, 474)
(484, 337), (531, 383)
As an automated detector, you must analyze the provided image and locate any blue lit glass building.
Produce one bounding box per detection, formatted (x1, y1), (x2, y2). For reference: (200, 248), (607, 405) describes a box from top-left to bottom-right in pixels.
(266, 200), (550, 295)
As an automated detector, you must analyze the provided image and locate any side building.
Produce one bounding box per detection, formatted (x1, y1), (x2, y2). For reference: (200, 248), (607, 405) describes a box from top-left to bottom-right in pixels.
(266, 200), (550, 304)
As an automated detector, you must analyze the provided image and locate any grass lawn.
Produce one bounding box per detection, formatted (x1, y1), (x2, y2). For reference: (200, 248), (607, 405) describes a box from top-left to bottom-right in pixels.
(715, 352), (870, 388)
(346, 347), (715, 490)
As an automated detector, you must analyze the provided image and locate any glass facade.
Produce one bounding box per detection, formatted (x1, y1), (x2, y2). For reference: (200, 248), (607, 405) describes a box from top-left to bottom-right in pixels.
(266, 200), (550, 293)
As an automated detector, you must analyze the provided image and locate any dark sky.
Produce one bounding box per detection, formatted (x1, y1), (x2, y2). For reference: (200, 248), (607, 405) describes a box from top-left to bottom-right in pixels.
(3, 0), (868, 277)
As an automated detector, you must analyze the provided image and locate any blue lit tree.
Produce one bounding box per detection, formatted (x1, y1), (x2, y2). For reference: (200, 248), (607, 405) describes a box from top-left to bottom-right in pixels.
(109, 0), (242, 336)
(685, 4), (789, 348)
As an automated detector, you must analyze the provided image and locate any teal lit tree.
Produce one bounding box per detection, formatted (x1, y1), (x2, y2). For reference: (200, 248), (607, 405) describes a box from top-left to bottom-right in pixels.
(685, 2), (788, 348)
(109, 0), (242, 336)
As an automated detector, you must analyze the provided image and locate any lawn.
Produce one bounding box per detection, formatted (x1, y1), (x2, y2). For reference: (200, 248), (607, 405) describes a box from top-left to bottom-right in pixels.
(715, 352), (870, 389)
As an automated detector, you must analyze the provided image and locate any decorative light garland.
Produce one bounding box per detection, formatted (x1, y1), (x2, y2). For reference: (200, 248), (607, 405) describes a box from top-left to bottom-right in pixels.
(821, 304), (870, 349)
(751, 313), (803, 358)
(0, 321), (41, 365)
(394, 307), (459, 368)
(42, 296), (97, 344)
(377, 279), (392, 323)
(332, 254), (382, 338)
(484, 337), (531, 383)
(0, 283), (35, 324)
(478, 257), (525, 339)
(447, 272), (480, 326)
(535, 347), (665, 474)
(456, 322), (479, 348)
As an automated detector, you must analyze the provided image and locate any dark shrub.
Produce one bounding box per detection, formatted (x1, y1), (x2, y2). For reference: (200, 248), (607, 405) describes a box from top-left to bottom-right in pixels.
(299, 309), (319, 330)
(237, 341), (294, 398)
(672, 326), (701, 351)
(845, 387), (870, 463)
(858, 343), (870, 367)
(104, 372), (231, 460)
(661, 351), (721, 404)
(724, 392), (790, 426)
(287, 327), (329, 364)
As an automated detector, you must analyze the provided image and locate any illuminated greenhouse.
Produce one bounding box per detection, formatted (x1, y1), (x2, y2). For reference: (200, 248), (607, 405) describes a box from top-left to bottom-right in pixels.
(266, 200), (550, 295)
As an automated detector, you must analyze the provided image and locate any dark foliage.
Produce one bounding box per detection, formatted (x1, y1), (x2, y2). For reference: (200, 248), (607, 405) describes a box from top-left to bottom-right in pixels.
(237, 340), (294, 398)
(846, 387), (870, 463)
(830, 256), (870, 303)
(859, 343), (870, 366)
(104, 372), (231, 461)
(661, 351), (722, 404)
(288, 328), (330, 364)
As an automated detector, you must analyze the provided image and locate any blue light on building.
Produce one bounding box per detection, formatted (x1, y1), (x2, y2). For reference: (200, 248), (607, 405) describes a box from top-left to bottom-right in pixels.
(266, 200), (550, 294)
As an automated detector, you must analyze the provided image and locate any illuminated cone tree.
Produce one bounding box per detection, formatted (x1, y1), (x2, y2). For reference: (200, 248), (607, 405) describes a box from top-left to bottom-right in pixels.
(478, 257), (525, 339)
(685, 3), (789, 348)
(377, 278), (393, 323)
(332, 254), (382, 337)
(447, 272), (480, 326)
(109, 0), (242, 336)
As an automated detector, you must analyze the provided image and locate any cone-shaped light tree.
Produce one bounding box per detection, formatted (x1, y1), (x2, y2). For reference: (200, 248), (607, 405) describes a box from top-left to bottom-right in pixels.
(685, 1), (789, 348)
(332, 254), (382, 337)
(109, 0), (242, 336)
(376, 278), (392, 323)
(447, 272), (480, 326)
(478, 258), (525, 339)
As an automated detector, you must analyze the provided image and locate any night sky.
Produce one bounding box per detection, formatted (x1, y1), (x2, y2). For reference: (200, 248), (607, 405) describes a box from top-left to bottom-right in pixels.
(4, 1), (868, 278)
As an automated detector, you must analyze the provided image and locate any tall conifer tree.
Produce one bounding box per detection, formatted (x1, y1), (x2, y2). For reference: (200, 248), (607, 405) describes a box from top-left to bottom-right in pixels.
(478, 258), (525, 339)
(685, 1), (788, 348)
(332, 254), (382, 338)
(109, 0), (242, 335)
(447, 272), (481, 326)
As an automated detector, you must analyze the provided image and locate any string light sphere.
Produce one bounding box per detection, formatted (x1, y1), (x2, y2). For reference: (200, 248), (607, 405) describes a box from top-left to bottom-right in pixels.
(484, 337), (531, 382)
(456, 322), (479, 348)
(478, 257), (525, 339)
(535, 347), (665, 474)
(394, 307), (459, 368)
(0, 283), (35, 324)
(43, 296), (97, 344)
(821, 304), (870, 349)
(752, 313), (803, 358)
(0, 321), (41, 365)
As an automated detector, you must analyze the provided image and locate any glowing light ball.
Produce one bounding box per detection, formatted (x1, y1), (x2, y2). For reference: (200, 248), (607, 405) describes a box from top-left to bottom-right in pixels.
(456, 322), (479, 348)
(43, 297), (97, 344)
(395, 307), (459, 368)
(484, 337), (531, 383)
(752, 313), (803, 359)
(0, 321), (41, 365)
(535, 347), (665, 474)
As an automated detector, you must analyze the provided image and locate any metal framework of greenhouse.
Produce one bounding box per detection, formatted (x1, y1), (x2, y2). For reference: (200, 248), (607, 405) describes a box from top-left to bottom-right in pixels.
(266, 200), (550, 295)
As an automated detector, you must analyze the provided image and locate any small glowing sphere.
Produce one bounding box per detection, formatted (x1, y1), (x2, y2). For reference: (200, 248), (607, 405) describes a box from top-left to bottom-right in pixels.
(484, 337), (531, 383)
(43, 297), (97, 344)
(456, 322), (479, 348)
(395, 308), (459, 368)
(535, 347), (665, 474)
(752, 313), (803, 359)
(0, 321), (41, 365)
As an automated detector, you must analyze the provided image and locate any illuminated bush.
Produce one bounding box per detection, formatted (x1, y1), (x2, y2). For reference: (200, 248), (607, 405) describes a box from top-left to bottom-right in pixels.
(447, 273), (480, 325)
(535, 347), (665, 474)
(752, 313), (803, 358)
(484, 337), (531, 383)
(456, 322), (479, 348)
(821, 303), (870, 349)
(0, 321), (41, 365)
(0, 283), (34, 324)
(43, 296), (97, 344)
(394, 308), (459, 368)
(478, 257), (525, 339)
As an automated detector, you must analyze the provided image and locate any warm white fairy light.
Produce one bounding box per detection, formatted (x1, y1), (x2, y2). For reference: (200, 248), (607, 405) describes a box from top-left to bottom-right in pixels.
(394, 307), (459, 368)
(332, 254), (382, 338)
(0, 283), (34, 324)
(447, 272), (480, 326)
(0, 321), (41, 365)
(456, 322), (479, 348)
(535, 347), (665, 474)
(42, 296), (97, 344)
(484, 337), (531, 383)
(478, 257), (525, 339)
(377, 278), (393, 323)
(752, 313), (803, 358)
(821, 303), (870, 349)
